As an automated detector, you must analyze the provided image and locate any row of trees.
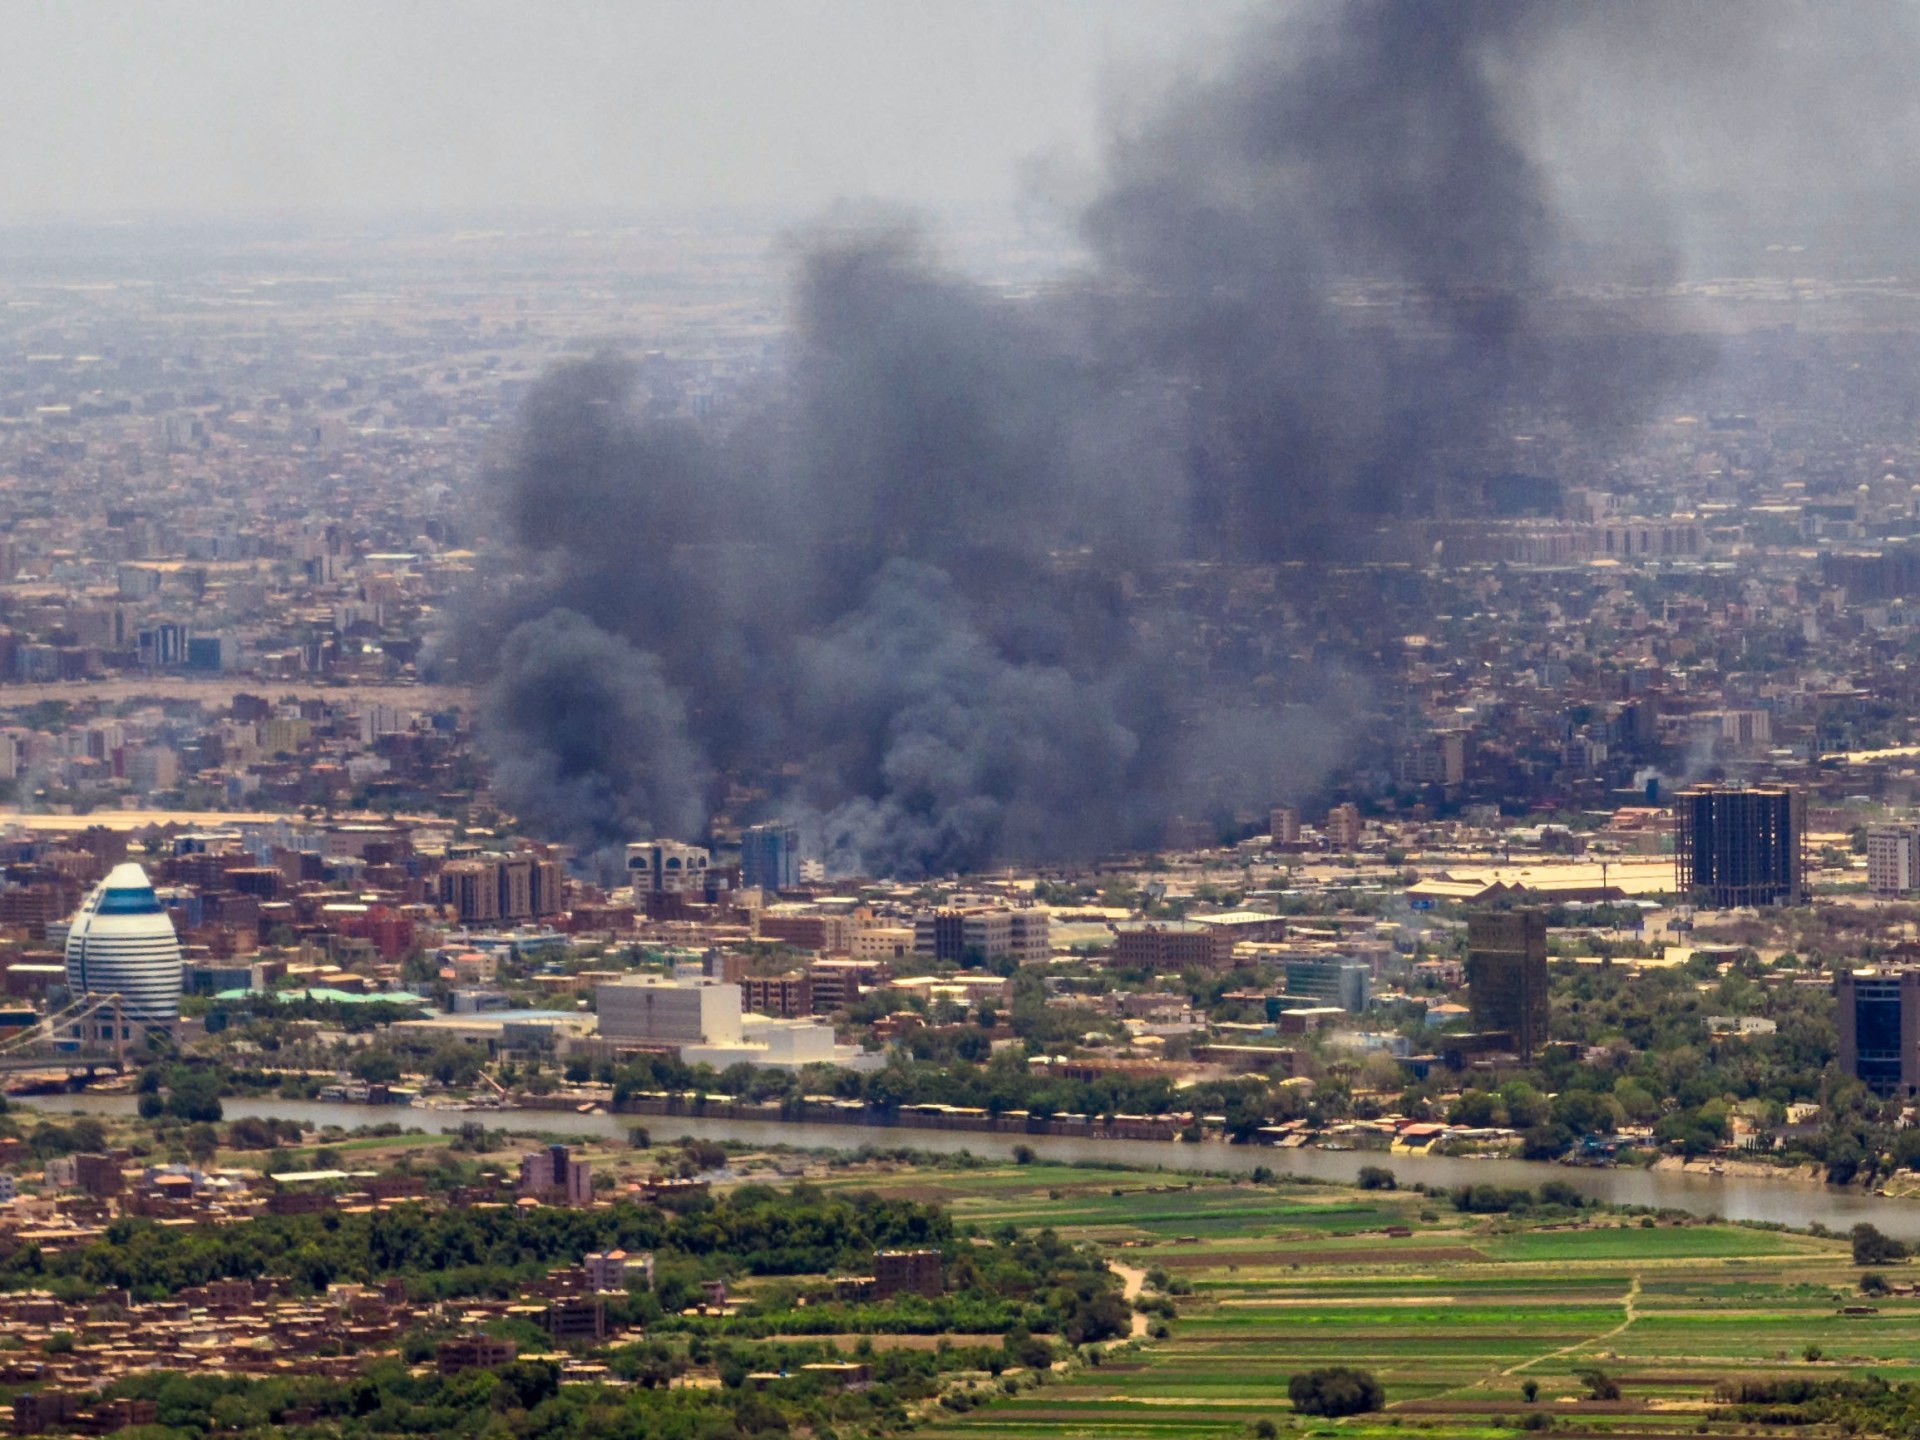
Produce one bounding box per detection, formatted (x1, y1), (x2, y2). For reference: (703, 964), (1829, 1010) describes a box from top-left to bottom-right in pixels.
(101, 1347), (948, 1440)
(0, 1185), (950, 1302)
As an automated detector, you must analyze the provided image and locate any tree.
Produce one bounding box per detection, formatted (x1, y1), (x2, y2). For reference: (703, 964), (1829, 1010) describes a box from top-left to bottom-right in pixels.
(350, 1050), (403, 1085)
(1852, 1222), (1909, 1266)
(1520, 1123), (1573, 1161)
(1575, 1367), (1620, 1401)
(185, 1124), (220, 1164)
(1522, 1379), (1540, 1403)
(1288, 1367), (1383, 1417)
(1356, 1166), (1396, 1191)
(429, 1042), (486, 1087)
(166, 1069), (223, 1124)
(1552, 1089), (1621, 1136)
(1002, 1324), (1053, 1371)
(225, 1116), (280, 1150)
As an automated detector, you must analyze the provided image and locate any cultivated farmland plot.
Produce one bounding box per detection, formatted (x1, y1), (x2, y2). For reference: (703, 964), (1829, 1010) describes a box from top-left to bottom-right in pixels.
(822, 1161), (1913, 1440)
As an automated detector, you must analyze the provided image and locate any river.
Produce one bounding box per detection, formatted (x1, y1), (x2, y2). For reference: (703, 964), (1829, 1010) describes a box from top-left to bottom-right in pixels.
(23, 1092), (1920, 1240)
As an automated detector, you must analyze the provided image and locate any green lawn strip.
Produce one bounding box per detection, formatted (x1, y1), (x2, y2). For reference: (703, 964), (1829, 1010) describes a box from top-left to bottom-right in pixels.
(1170, 1302), (1623, 1328)
(974, 1199), (1405, 1234)
(1477, 1227), (1804, 1262)
(1225, 1277), (1632, 1299)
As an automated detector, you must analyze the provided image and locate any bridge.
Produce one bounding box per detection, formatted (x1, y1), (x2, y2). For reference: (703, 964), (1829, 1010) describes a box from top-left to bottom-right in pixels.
(0, 993), (140, 1079)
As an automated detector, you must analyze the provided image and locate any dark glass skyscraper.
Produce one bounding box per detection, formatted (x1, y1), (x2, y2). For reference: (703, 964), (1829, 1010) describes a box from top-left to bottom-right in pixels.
(1465, 909), (1549, 1058)
(740, 822), (798, 893)
(1837, 967), (1920, 1097)
(1674, 785), (1805, 908)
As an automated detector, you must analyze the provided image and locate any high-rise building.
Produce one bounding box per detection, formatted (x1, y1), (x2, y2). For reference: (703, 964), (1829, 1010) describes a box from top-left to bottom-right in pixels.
(1269, 805), (1301, 846)
(438, 860), (500, 924)
(1674, 784), (1805, 908)
(437, 853), (564, 923)
(498, 854), (534, 920)
(873, 1249), (942, 1298)
(1395, 731), (1468, 787)
(1837, 967), (1920, 1096)
(626, 840), (712, 895)
(1868, 825), (1920, 897)
(740, 822), (798, 894)
(64, 862), (183, 1041)
(1112, 921), (1236, 971)
(1324, 804), (1363, 851)
(912, 907), (1050, 965)
(584, 1248), (653, 1292)
(1465, 910), (1549, 1057)
(740, 972), (809, 1017)
(596, 976), (743, 1045)
(530, 857), (567, 917)
(1282, 958), (1371, 1013)
(804, 958), (890, 1014)
(518, 1144), (593, 1206)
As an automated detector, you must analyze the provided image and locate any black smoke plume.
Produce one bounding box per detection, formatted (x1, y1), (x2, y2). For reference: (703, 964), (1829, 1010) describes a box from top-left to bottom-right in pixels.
(458, 2), (1904, 875)
(480, 610), (710, 850)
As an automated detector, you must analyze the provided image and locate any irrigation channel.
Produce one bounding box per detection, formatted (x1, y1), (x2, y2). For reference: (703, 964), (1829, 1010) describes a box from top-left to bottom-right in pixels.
(23, 1091), (1920, 1240)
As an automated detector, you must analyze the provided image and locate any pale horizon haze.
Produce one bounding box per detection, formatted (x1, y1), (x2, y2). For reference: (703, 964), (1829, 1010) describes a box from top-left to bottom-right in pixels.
(0, 1), (1248, 227)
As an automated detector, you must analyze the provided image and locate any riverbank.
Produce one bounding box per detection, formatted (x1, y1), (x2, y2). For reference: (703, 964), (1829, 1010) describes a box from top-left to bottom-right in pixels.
(1652, 1154), (1828, 1185)
(21, 1090), (1920, 1239)
(374, 1088), (1869, 1205)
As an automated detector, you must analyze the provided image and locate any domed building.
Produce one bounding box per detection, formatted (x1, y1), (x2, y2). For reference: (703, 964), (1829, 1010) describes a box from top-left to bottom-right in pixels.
(64, 862), (182, 1042)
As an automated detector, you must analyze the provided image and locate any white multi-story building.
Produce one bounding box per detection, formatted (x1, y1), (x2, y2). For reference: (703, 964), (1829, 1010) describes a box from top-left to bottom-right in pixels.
(596, 976), (741, 1045)
(64, 863), (183, 1040)
(626, 840), (712, 895)
(584, 1249), (652, 1292)
(681, 1015), (871, 1071)
(1868, 825), (1920, 896)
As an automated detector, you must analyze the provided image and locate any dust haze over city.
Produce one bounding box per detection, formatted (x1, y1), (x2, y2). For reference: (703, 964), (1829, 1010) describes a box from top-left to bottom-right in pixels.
(21, 9), (1920, 1433)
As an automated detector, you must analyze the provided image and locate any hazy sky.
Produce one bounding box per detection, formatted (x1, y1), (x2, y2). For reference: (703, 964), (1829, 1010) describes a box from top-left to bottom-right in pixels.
(1, 1), (1247, 225)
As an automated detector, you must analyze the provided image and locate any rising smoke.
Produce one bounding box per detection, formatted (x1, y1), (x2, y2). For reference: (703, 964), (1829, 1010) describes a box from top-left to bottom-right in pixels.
(458, 2), (1907, 876)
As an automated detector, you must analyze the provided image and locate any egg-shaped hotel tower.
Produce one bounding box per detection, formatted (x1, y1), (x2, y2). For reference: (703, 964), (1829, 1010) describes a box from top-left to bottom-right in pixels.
(64, 862), (182, 1041)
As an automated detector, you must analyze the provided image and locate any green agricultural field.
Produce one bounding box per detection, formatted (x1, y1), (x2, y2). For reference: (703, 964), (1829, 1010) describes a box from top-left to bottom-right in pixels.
(827, 1160), (1915, 1440)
